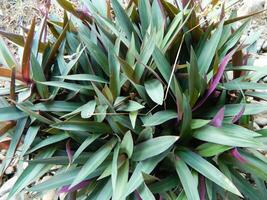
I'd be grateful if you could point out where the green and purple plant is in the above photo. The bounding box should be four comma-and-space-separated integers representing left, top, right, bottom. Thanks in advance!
0, 0, 267, 199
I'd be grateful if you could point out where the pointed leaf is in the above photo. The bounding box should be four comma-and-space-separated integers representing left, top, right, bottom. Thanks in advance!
142, 110, 177, 126
176, 149, 242, 197
132, 136, 179, 161
22, 18, 35, 82
145, 79, 164, 105
70, 138, 117, 188
81, 100, 96, 119
175, 157, 200, 200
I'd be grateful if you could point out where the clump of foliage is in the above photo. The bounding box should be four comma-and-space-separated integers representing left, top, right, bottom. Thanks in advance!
1, 0, 267, 199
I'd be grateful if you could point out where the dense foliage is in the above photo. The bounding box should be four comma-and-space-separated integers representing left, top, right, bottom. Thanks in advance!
1, 0, 267, 199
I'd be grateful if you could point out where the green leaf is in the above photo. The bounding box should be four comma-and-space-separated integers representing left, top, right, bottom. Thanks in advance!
29, 164, 106, 192
56, 74, 108, 83
180, 95, 192, 140
175, 157, 200, 200
194, 124, 262, 148
219, 21, 249, 57
120, 131, 134, 158
39, 81, 93, 93
20, 126, 40, 157
204, 103, 267, 117
51, 121, 112, 134
191, 119, 210, 129
28, 133, 69, 154
81, 100, 96, 119
112, 144, 120, 193
196, 143, 232, 157
117, 100, 144, 112
0, 30, 46, 52
1, 118, 27, 173
109, 45, 121, 99
43, 22, 69, 70
153, 47, 183, 112
220, 81, 267, 91
15, 103, 53, 124
118, 57, 138, 84
151, 0, 166, 31
132, 136, 179, 161
22, 17, 35, 82
198, 21, 223, 75
145, 79, 164, 105
111, 0, 137, 40
70, 138, 117, 188
31, 55, 49, 98
81, 36, 109, 75
72, 134, 101, 161
138, 0, 152, 36
0, 106, 28, 122
142, 110, 177, 126
125, 151, 168, 196
129, 111, 138, 129
138, 183, 156, 200
31, 101, 82, 112
8, 148, 56, 199
112, 159, 129, 200
176, 149, 242, 197
0, 37, 17, 68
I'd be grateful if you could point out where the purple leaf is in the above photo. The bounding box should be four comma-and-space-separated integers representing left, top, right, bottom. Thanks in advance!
182, 0, 190, 7
134, 191, 142, 200
76, 4, 92, 19
210, 107, 225, 127
232, 106, 245, 123
199, 175, 206, 200
230, 148, 246, 163
59, 180, 91, 193
193, 49, 236, 110
66, 140, 73, 164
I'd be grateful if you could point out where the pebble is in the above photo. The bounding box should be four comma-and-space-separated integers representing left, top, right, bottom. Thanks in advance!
0, 154, 5, 161
42, 190, 57, 200
40, 176, 57, 200
5, 166, 14, 175
1, 149, 7, 154
254, 115, 267, 126
253, 122, 261, 130
0, 176, 17, 197
262, 41, 267, 52
237, 0, 266, 16
256, 38, 265, 52
254, 55, 267, 67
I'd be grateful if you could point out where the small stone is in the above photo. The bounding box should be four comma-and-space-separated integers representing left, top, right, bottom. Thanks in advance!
257, 39, 265, 52
254, 116, 267, 126
238, 0, 266, 17
262, 41, 267, 52
254, 55, 267, 67
5, 166, 14, 175
0, 154, 5, 161
1, 149, 7, 154
42, 190, 57, 200
253, 122, 260, 130
0, 176, 17, 197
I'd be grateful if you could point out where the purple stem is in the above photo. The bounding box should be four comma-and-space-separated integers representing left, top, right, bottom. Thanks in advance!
66, 140, 73, 164
231, 148, 246, 163
134, 191, 142, 200
193, 49, 236, 111
59, 180, 91, 193
199, 175, 206, 200
210, 107, 225, 127
232, 106, 245, 123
